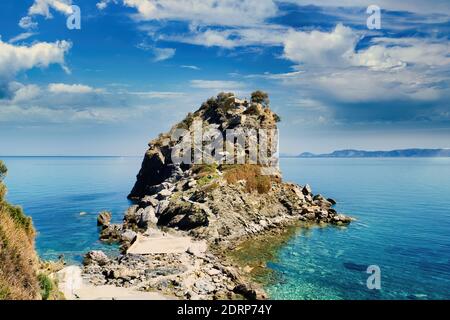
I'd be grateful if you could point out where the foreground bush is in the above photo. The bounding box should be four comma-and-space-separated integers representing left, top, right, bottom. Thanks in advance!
0, 160, 40, 300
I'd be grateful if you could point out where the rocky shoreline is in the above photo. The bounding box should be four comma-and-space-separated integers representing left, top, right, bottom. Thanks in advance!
73, 92, 354, 300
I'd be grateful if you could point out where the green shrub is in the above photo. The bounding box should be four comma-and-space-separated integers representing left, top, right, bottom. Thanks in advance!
251, 91, 270, 107
38, 274, 53, 300
5, 204, 34, 236
0, 161, 7, 182
273, 113, 281, 122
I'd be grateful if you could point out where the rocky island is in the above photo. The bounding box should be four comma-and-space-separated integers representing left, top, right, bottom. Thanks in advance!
72, 92, 353, 300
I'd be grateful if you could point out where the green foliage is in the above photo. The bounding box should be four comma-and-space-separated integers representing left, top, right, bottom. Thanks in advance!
38, 274, 53, 300
0, 161, 7, 182
0, 184, 6, 201
251, 91, 270, 107
273, 113, 281, 123
0, 286, 10, 300
216, 92, 235, 113
5, 203, 33, 235
192, 163, 218, 176
193, 164, 219, 187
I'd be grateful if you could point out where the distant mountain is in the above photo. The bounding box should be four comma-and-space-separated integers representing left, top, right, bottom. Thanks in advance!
296, 149, 450, 158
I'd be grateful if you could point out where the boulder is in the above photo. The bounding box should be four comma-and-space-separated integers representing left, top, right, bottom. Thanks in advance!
316, 199, 333, 209
332, 214, 352, 224
100, 224, 122, 243
327, 198, 337, 205
83, 250, 109, 266
124, 205, 140, 226
156, 188, 173, 200
186, 240, 208, 256
97, 211, 112, 226
156, 200, 170, 216
313, 194, 324, 201
139, 196, 159, 208
302, 184, 312, 195
121, 230, 137, 244
138, 206, 158, 228
316, 209, 329, 220
158, 201, 209, 230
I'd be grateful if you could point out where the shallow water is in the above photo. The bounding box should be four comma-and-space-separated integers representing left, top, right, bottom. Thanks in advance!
1, 157, 450, 299
266, 158, 450, 300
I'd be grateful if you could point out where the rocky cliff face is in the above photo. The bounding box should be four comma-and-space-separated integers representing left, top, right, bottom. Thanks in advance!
127, 92, 351, 236
128, 92, 279, 200
84, 92, 352, 300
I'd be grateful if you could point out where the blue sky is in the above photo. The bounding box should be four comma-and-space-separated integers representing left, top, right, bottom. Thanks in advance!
0, 0, 449, 155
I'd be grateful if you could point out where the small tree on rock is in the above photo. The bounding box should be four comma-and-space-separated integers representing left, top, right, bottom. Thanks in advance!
251, 91, 270, 107
0, 160, 7, 182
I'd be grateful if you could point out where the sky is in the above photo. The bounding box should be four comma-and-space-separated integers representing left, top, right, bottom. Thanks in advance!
0, 0, 449, 155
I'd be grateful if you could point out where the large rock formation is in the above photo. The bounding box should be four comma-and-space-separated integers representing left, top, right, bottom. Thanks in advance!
127, 92, 352, 236
128, 92, 279, 200
84, 92, 353, 300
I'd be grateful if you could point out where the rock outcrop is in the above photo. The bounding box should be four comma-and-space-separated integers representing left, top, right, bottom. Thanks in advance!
84, 92, 353, 300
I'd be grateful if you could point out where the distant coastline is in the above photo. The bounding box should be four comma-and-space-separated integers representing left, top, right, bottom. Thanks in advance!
2, 148, 450, 159
282, 148, 450, 158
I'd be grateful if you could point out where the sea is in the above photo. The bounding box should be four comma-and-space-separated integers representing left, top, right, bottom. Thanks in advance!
1, 156, 449, 300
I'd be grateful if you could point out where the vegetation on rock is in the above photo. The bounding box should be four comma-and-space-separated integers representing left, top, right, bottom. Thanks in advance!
0, 160, 40, 300
250, 90, 270, 107
0, 161, 62, 300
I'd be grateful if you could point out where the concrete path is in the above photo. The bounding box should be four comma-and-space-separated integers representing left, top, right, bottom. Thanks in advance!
127, 233, 194, 254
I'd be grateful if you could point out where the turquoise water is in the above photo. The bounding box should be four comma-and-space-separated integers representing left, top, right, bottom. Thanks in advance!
267, 158, 450, 300
1, 157, 450, 299
1, 157, 142, 264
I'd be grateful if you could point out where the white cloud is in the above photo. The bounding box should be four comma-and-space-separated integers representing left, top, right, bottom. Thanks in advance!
283, 24, 358, 67
181, 65, 201, 70
152, 47, 176, 61
351, 38, 450, 71
122, 91, 184, 98
48, 83, 103, 94
136, 42, 176, 61
122, 0, 278, 26
19, 16, 38, 30
177, 29, 238, 48
237, 24, 450, 107
8, 32, 38, 44
0, 104, 136, 124
285, 0, 450, 15
28, 0, 74, 18
0, 39, 71, 81
164, 25, 287, 49
190, 80, 245, 90
97, 0, 120, 10
310, 68, 444, 103
9, 83, 42, 103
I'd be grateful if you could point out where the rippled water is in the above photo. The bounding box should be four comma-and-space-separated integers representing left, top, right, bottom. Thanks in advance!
266, 158, 450, 300
1, 157, 450, 299
1, 157, 141, 264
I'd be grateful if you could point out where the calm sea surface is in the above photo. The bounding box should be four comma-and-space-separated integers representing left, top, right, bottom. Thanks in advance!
2, 157, 450, 299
